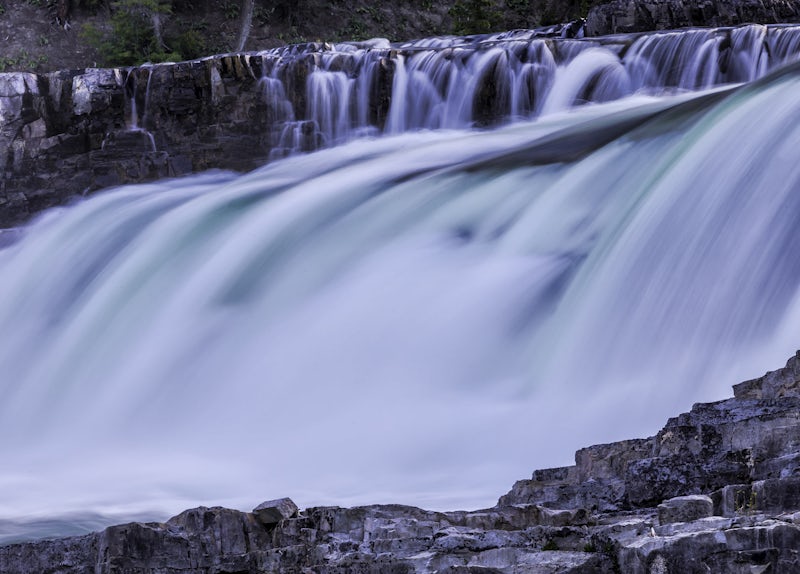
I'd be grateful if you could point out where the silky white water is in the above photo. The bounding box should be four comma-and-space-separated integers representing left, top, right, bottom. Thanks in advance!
250, 23, 800, 154
4, 31, 800, 545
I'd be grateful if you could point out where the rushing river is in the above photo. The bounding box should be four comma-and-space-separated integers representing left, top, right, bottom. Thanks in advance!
3, 24, 800, 544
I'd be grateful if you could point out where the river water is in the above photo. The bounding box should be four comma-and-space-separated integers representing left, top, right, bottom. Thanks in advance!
2, 24, 800, 544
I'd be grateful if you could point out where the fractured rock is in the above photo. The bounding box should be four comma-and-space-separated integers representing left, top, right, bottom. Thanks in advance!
657, 495, 713, 525
252, 497, 299, 525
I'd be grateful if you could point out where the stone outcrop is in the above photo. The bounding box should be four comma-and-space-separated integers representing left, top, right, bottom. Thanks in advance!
4, 353, 800, 572
586, 0, 800, 35
500, 352, 800, 513
0, 54, 285, 227
253, 497, 299, 525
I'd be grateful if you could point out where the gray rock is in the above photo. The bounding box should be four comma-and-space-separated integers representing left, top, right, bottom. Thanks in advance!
654, 515, 733, 537
752, 478, 800, 514
733, 350, 800, 400
657, 495, 713, 524
252, 497, 299, 525
618, 519, 800, 574
501, 351, 800, 514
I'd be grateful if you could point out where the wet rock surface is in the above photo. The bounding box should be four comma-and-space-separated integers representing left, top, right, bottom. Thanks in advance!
3, 353, 800, 572
0, 55, 275, 227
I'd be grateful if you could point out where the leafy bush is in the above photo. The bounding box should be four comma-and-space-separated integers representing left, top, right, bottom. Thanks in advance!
83, 0, 181, 65
449, 0, 503, 35
0, 50, 48, 72
542, 539, 559, 551
173, 28, 207, 60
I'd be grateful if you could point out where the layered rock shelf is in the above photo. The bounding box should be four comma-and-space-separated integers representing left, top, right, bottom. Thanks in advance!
0, 55, 279, 227
4, 353, 800, 573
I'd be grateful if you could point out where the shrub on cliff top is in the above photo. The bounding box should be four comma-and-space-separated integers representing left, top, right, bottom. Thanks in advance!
83, 0, 180, 65
449, 0, 504, 35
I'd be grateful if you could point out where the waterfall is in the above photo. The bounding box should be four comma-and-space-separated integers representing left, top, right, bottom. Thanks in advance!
123, 66, 158, 153
4, 25, 800, 545
249, 23, 800, 154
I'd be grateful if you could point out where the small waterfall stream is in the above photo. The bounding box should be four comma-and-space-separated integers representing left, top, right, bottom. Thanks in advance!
121, 66, 158, 152
4, 24, 800, 544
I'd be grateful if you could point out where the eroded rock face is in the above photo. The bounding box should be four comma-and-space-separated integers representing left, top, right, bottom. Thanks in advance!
0, 503, 613, 574
500, 352, 800, 513
0, 55, 283, 228
586, 0, 800, 35
657, 495, 713, 524
3, 354, 800, 573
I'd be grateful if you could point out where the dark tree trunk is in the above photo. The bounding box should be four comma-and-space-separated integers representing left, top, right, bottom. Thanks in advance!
56, 0, 70, 28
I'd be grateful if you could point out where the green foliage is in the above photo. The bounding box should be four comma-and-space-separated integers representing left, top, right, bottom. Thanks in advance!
276, 25, 306, 44
83, 0, 181, 65
735, 489, 758, 515
217, 0, 238, 19
449, 0, 503, 35
542, 539, 559, 551
343, 20, 365, 39
0, 49, 48, 72
504, 0, 532, 26
254, 4, 274, 26
173, 27, 207, 59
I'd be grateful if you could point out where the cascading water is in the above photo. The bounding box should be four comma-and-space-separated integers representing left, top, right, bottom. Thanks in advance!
123, 66, 158, 152
4, 25, 800, 545
249, 23, 800, 154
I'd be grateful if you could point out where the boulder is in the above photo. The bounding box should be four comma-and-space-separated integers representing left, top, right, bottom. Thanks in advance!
252, 497, 299, 525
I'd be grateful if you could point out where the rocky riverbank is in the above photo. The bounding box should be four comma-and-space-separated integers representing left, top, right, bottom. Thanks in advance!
3, 353, 800, 573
